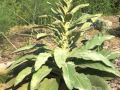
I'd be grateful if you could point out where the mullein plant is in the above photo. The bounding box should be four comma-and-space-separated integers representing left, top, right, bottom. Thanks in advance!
6, 0, 120, 90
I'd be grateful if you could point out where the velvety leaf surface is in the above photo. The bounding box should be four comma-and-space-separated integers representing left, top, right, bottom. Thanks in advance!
77, 62, 120, 76
6, 78, 15, 89
70, 49, 114, 67
14, 45, 35, 53
83, 34, 114, 50
37, 33, 48, 39
35, 53, 51, 71
87, 75, 112, 90
15, 67, 32, 85
100, 49, 120, 60
80, 22, 92, 31
31, 66, 52, 90
54, 48, 68, 68
8, 54, 36, 71
70, 4, 89, 14
0, 75, 8, 84
62, 62, 92, 90
38, 78, 59, 90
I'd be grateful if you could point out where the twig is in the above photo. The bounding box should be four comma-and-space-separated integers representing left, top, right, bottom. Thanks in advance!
14, 13, 30, 25
0, 32, 17, 50
15, 33, 35, 37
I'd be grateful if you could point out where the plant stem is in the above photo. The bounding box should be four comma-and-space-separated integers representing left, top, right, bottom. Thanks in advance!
0, 32, 17, 50
14, 13, 30, 25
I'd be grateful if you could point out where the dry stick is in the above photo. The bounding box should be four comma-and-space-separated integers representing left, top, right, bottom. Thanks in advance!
15, 13, 35, 45
15, 33, 35, 37
14, 13, 30, 25
0, 32, 17, 50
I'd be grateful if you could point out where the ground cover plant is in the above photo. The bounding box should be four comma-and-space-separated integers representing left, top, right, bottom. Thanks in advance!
6, 0, 120, 90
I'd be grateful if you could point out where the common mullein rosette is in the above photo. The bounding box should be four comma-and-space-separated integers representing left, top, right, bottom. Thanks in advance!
6, 0, 120, 90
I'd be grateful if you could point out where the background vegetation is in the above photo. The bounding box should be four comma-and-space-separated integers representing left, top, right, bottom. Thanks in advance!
0, 0, 119, 32
80, 0, 120, 14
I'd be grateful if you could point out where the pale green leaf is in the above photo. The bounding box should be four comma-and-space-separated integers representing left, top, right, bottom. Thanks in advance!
87, 75, 112, 90
31, 66, 52, 90
37, 33, 48, 39
54, 47, 68, 68
6, 78, 15, 89
51, 8, 58, 14
18, 83, 29, 90
14, 45, 35, 53
0, 75, 8, 84
100, 49, 120, 60
73, 73, 92, 90
99, 49, 112, 57
62, 63, 73, 89
38, 78, 59, 90
60, 0, 67, 7
73, 14, 101, 29
107, 51, 120, 60
70, 4, 89, 14
70, 49, 114, 68
77, 62, 120, 76
58, 4, 66, 15
35, 53, 51, 71
39, 15, 48, 18
83, 34, 114, 49
62, 62, 92, 90
15, 67, 32, 85
80, 22, 92, 31
91, 14, 102, 22
76, 14, 94, 24
8, 54, 36, 71
77, 14, 92, 22
53, 13, 64, 22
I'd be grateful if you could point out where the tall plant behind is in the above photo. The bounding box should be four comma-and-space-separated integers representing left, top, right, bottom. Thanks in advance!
0, 0, 16, 32
6, 0, 120, 90
11, 0, 57, 25
0, 0, 57, 32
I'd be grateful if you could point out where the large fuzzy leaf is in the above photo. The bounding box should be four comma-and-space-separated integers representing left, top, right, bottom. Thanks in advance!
87, 75, 112, 90
0, 75, 8, 84
100, 49, 120, 60
106, 51, 120, 60
70, 4, 89, 14
51, 8, 58, 15
35, 53, 51, 71
77, 62, 120, 76
80, 22, 92, 31
75, 14, 101, 25
30, 66, 52, 90
38, 78, 59, 90
8, 54, 36, 71
37, 33, 48, 39
60, 0, 68, 7
62, 62, 92, 90
14, 45, 35, 53
6, 78, 15, 89
70, 49, 114, 68
54, 48, 68, 68
14, 44, 46, 53
15, 67, 32, 85
18, 83, 28, 90
77, 14, 92, 23
91, 14, 102, 22
83, 34, 114, 50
